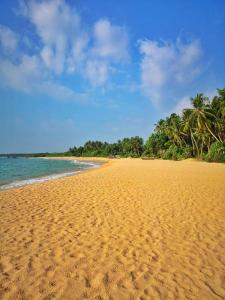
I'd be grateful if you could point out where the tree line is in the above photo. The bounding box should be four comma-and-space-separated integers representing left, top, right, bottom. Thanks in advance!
68, 136, 144, 158
64, 88, 225, 162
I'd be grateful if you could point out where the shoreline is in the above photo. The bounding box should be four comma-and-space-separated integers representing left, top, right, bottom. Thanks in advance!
0, 157, 108, 191
1, 156, 223, 191
0, 159, 225, 299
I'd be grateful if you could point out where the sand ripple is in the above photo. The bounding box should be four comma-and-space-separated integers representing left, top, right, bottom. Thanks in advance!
0, 159, 225, 299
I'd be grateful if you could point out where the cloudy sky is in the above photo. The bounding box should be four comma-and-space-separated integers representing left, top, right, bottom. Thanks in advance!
0, 0, 225, 153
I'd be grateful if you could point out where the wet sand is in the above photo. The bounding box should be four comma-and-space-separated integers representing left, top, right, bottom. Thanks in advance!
0, 158, 225, 299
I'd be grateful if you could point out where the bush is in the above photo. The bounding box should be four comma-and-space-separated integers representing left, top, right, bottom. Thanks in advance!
144, 132, 169, 157
162, 145, 192, 161
204, 142, 225, 162
180, 146, 192, 159
162, 145, 179, 160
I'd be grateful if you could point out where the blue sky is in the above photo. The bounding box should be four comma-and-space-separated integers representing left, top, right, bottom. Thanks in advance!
0, 0, 224, 153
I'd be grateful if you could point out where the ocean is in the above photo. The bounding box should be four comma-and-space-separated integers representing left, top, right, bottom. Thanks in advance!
0, 157, 96, 189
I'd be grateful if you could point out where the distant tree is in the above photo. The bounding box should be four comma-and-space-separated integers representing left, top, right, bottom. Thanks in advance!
130, 136, 144, 157
66, 87, 225, 162
144, 132, 169, 157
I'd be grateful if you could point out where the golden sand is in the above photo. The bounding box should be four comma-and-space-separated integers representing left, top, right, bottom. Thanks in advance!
0, 159, 225, 300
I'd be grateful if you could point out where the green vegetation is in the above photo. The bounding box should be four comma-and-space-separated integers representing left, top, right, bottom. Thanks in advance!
68, 136, 144, 158
204, 142, 225, 162
3, 88, 223, 163
67, 88, 225, 162
144, 88, 225, 162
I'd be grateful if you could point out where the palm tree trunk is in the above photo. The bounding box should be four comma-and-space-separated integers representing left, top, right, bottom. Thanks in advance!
205, 123, 220, 142
200, 138, 204, 157
218, 132, 223, 142
207, 137, 211, 152
190, 132, 195, 155
191, 131, 199, 158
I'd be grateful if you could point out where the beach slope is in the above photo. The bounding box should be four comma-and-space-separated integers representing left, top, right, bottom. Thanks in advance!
0, 159, 225, 299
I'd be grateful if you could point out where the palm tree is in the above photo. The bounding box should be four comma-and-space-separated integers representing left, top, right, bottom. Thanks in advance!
183, 93, 221, 157
164, 113, 185, 147
154, 119, 166, 134
182, 108, 200, 157
211, 88, 225, 142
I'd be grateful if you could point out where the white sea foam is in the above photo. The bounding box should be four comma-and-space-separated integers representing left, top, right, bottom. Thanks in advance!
41, 157, 98, 168
72, 160, 98, 167
0, 160, 99, 190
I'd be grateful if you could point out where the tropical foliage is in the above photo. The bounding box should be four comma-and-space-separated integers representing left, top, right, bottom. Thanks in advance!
68, 136, 144, 158
144, 88, 225, 162
65, 88, 225, 162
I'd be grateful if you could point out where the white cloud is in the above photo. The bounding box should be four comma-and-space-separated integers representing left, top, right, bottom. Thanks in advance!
173, 96, 192, 115
85, 60, 109, 86
171, 88, 217, 116
21, 0, 87, 74
67, 34, 88, 73
139, 38, 202, 108
92, 19, 128, 62
1, 1, 129, 97
12, 0, 129, 89
0, 55, 86, 102
0, 1, 130, 99
0, 55, 43, 92
84, 19, 129, 86
82, 19, 129, 86
0, 25, 18, 53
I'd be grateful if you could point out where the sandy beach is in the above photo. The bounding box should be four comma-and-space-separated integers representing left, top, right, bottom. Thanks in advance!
0, 158, 225, 300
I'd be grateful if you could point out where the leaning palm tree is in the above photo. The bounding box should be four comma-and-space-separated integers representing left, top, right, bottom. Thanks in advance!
211, 88, 225, 142
182, 108, 200, 157
217, 88, 225, 118
164, 113, 185, 147
183, 94, 221, 157
154, 119, 166, 134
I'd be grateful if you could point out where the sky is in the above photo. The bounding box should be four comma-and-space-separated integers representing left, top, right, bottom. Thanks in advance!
0, 0, 225, 153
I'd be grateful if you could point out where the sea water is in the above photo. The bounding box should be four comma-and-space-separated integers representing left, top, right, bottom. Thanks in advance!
0, 157, 96, 189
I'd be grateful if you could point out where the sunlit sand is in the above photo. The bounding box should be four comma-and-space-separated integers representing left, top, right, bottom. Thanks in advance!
0, 158, 225, 299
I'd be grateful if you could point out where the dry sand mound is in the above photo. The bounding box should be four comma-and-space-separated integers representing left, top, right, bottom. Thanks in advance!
0, 159, 225, 299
